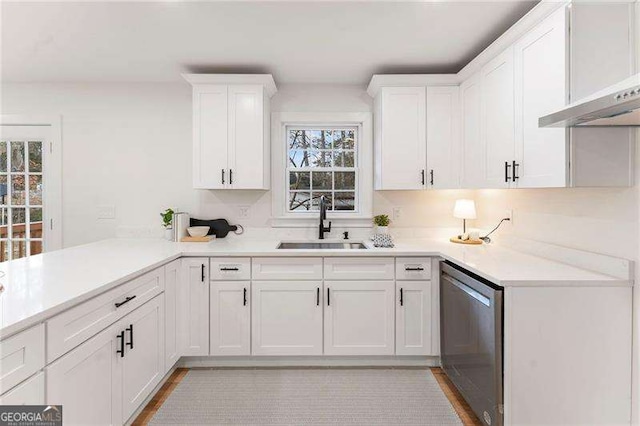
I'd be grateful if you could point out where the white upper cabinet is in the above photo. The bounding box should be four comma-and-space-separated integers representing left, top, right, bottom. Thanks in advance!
185, 74, 276, 190
460, 73, 483, 189
480, 47, 515, 189
514, 7, 568, 188
374, 87, 426, 190
426, 86, 461, 189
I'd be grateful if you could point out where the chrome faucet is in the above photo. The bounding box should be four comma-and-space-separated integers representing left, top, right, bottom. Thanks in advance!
318, 195, 332, 239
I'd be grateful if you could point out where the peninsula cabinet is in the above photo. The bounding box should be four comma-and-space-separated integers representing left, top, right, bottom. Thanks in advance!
182, 258, 210, 356
47, 295, 165, 425
461, 4, 635, 189
184, 74, 277, 190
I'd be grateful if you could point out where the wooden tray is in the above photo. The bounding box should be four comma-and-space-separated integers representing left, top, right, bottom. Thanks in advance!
181, 236, 214, 243
449, 237, 482, 245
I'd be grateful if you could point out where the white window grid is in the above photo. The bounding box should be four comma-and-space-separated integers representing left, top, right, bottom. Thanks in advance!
0, 139, 44, 260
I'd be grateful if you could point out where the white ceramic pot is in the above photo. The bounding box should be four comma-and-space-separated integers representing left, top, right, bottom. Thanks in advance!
376, 225, 389, 235
164, 228, 174, 241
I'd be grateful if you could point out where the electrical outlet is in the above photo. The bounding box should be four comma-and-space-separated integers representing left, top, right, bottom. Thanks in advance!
392, 208, 402, 220
97, 205, 115, 220
238, 205, 250, 218
504, 209, 513, 225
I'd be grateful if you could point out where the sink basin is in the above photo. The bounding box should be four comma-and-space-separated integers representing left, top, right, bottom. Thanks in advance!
277, 242, 368, 250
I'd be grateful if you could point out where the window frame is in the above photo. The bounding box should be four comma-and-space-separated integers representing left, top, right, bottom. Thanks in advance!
271, 112, 373, 228
0, 115, 63, 258
285, 125, 359, 214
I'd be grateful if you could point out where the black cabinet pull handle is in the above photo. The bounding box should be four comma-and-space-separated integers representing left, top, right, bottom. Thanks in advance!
114, 295, 136, 308
405, 267, 424, 271
220, 267, 239, 271
421, 169, 425, 185
243, 288, 247, 306
126, 324, 134, 349
327, 288, 330, 306
116, 331, 125, 357
400, 288, 404, 306
230, 169, 233, 184
429, 169, 434, 185
221, 169, 225, 184
316, 287, 320, 306
201, 264, 205, 282
512, 160, 519, 181
504, 162, 512, 183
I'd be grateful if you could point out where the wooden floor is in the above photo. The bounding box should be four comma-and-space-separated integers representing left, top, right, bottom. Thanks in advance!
132, 367, 481, 425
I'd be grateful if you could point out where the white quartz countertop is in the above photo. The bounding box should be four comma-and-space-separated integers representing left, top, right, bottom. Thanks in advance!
0, 237, 630, 338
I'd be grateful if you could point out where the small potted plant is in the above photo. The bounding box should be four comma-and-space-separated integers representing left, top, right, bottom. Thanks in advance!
373, 214, 390, 235
160, 208, 174, 240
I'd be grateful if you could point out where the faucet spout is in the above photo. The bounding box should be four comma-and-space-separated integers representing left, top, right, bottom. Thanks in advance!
318, 195, 331, 239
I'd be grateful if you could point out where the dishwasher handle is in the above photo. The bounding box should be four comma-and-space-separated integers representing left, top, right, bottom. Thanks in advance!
442, 272, 491, 307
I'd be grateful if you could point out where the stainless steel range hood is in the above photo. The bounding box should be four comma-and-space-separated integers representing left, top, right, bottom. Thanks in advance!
539, 74, 640, 127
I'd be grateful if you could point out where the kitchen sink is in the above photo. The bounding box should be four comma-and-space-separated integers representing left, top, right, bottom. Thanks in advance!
277, 242, 368, 250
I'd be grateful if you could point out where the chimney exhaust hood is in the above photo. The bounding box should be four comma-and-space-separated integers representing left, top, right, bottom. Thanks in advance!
539, 74, 640, 127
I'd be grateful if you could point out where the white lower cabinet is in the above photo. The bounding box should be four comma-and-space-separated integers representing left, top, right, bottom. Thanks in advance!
47, 296, 164, 425
210, 281, 251, 355
182, 258, 210, 356
0, 372, 44, 405
164, 259, 180, 372
324, 281, 395, 356
120, 295, 165, 422
251, 281, 323, 355
396, 281, 432, 355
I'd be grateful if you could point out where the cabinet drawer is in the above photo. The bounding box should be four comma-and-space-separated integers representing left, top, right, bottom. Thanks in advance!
47, 267, 164, 363
396, 258, 432, 280
0, 324, 45, 395
252, 258, 323, 280
324, 258, 394, 280
210, 258, 251, 280
0, 372, 44, 405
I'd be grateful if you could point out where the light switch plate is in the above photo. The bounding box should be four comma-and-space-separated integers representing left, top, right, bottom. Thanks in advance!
97, 205, 116, 219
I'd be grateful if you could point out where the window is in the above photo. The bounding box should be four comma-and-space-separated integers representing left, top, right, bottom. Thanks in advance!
0, 118, 62, 261
287, 127, 357, 213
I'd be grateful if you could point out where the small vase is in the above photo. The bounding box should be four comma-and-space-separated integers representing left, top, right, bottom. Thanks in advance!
164, 228, 174, 241
376, 225, 389, 235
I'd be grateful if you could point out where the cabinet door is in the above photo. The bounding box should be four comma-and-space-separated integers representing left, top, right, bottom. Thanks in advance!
252, 281, 323, 355
396, 281, 432, 355
210, 281, 250, 356
228, 85, 266, 189
164, 260, 180, 371
182, 258, 210, 356
514, 8, 568, 188
426, 86, 461, 189
193, 84, 228, 189
481, 48, 515, 188
324, 281, 395, 356
460, 73, 483, 188
120, 295, 164, 423
375, 87, 426, 190
47, 324, 122, 426
0, 372, 44, 405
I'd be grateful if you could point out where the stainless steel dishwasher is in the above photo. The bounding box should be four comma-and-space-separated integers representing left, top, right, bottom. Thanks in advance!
440, 261, 503, 426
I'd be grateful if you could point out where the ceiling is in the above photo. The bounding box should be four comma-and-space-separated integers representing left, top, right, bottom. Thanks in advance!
1, 1, 538, 84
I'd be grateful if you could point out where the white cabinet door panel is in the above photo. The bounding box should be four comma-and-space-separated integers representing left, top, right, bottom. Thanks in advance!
0, 324, 44, 394
324, 257, 394, 280
481, 48, 515, 188
514, 7, 568, 188
396, 281, 432, 355
228, 85, 265, 189
376, 87, 426, 190
120, 295, 164, 423
182, 258, 209, 356
210, 281, 250, 356
252, 257, 323, 281
324, 281, 395, 355
47, 325, 121, 426
426, 86, 460, 189
461, 73, 483, 188
252, 281, 323, 355
193, 85, 228, 189
164, 259, 180, 371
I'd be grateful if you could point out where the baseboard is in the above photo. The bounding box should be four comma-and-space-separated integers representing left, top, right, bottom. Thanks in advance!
178, 355, 439, 368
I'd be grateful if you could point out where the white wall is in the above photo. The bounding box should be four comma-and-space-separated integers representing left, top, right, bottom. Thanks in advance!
1, 82, 470, 247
